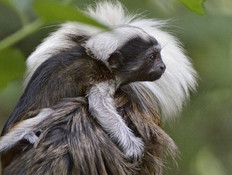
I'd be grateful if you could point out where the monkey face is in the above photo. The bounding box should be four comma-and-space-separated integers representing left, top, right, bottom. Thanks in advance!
143, 49, 166, 81
108, 36, 166, 85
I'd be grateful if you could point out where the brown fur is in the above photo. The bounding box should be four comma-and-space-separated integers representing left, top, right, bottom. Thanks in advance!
1, 87, 177, 175
1, 35, 177, 175
1, 46, 114, 134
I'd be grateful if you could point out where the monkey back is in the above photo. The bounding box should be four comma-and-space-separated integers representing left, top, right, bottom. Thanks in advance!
2, 89, 177, 175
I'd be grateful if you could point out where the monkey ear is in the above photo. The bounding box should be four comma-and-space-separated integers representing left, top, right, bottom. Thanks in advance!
108, 51, 123, 69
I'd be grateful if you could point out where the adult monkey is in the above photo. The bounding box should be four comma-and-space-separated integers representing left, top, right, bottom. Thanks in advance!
0, 1, 197, 175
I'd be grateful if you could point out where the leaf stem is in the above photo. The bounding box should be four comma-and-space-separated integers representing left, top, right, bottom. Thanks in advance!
0, 19, 44, 51
17, 10, 29, 26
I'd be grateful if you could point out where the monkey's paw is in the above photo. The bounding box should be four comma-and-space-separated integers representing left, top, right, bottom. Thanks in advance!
123, 136, 144, 161
24, 132, 39, 144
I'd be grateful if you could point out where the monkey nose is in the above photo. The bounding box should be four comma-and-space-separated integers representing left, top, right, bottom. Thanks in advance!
158, 63, 166, 73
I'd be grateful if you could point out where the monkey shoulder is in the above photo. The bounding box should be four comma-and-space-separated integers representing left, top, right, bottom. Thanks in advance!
27, 46, 113, 94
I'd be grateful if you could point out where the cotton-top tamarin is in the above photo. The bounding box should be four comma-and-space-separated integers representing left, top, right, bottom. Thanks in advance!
0, 1, 197, 175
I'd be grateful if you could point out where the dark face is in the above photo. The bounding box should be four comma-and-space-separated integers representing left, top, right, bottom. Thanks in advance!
108, 36, 166, 85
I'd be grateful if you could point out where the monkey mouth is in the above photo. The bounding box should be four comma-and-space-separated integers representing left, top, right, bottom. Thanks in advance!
148, 72, 163, 81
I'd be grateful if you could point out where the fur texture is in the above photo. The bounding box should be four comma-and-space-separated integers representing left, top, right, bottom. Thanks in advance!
24, 1, 197, 120
2, 93, 177, 175
0, 109, 53, 152
1, 1, 197, 174
88, 80, 144, 159
1, 31, 164, 160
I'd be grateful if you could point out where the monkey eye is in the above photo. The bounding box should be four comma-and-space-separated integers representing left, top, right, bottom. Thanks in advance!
149, 54, 156, 61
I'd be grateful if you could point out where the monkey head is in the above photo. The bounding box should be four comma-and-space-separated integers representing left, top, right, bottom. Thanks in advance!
108, 36, 165, 85
85, 26, 166, 86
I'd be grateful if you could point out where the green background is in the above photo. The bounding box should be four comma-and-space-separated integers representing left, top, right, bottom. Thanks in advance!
0, 0, 231, 174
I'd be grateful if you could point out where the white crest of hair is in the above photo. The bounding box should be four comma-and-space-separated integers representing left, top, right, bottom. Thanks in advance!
0, 108, 53, 152
128, 20, 198, 119
86, 1, 198, 120
24, 1, 197, 120
85, 26, 150, 63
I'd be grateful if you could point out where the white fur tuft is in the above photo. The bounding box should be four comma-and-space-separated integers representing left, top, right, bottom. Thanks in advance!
86, 1, 135, 26
85, 26, 151, 63
0, 108, 53, 152
24, 1, 198, 120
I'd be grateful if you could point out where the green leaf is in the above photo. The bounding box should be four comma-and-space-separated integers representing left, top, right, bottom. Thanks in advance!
177, 0, 205, 15
0, 48, 26, 91
34, 0, 108, 30
2, 0, 34, 13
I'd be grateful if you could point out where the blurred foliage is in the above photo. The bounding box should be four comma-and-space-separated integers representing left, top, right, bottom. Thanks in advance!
0, 48, 25, 91
34, 0, 108, 28
0, 0, 232, 174
177, 0, 205, 15
193, 147, 226, 175
0, 0, 204, 86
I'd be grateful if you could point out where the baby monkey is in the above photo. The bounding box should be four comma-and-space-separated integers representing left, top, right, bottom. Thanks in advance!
0, 26, 165, 160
